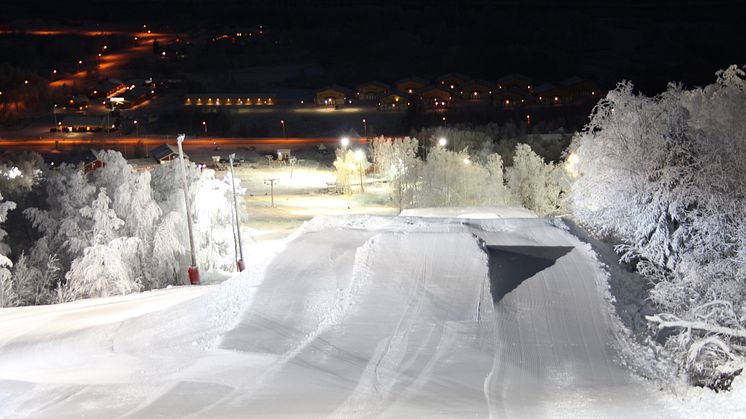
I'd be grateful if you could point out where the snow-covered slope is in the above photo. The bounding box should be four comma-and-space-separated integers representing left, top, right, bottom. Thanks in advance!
0, 215, 743, 418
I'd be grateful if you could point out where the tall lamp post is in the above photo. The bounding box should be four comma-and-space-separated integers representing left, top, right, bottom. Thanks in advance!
362, 119, 367, 137
280, 119, 286, 137
202, 120, 208, 135
176, 134, 200, 285
228, 153, 245, 272
134, 119, 139, 136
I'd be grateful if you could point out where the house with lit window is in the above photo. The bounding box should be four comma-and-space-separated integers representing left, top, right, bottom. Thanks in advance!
496, 74, 534, 93
150, 143, 187, 164
459, 79, 493, 103
64, 149, 104, 173
183, 93, 277, 107
559, 77, 602, 104
493, 89, 530, 109
378, 91, 408, 111
356, 81, 390, 101
420, 86, 452, 109
533, 83, 567, 106
314, 85, 351, 106
394, 77, 429, 95
58, 115, 119, 132
87, 78, 126, 100
435, 73, 469, 91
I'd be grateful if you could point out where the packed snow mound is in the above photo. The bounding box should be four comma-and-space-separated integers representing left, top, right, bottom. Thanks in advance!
1, 215, 744, 418
400, 206, 537, 219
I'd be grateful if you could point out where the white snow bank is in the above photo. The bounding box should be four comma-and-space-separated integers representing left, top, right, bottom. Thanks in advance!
400, 206, 537, 219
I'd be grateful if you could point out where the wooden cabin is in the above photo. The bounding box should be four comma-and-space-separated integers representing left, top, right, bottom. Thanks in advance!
560, 77, 602, 104
378, 92, 408, 112
314, 85, 352, 107
394, 77, 429, 95
533, 83, 568, 106
420, 86, 452, 109
356, 81, 390, 101
459, 79, 493, 102
496, 74, 534, 93
435, 73, 470, 91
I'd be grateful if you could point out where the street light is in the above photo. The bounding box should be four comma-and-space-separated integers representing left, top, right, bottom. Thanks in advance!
340, 136, 350, 148
202, 120, 207, 135
362, 119, 367, 137
280, 119, 285, 137
354, 149, 365, 193
228, 153, 245, 272
442, 116, 447, 127
133, 119, 139, 136
176, 134, 200, 285
438, 137, 447, 147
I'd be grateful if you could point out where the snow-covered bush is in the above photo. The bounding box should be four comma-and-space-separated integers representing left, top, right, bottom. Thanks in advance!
507, 144, 565, 215
570, 66, 746, 389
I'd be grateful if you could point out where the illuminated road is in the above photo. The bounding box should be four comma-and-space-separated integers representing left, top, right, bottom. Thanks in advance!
0, 135, 368, 154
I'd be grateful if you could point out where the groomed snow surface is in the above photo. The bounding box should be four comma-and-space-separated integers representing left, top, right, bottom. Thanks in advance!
1, 209, 744, 418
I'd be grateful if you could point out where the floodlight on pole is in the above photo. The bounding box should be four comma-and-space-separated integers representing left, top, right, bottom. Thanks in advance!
354, 149, 365, 193
340, 137, 350, 148
438, 137, 447, 147
202, 121, 208, 135
228, 153, 245, 271
177, 134, 200, 285
280, 120, 286, 137
362, 119, 367, 137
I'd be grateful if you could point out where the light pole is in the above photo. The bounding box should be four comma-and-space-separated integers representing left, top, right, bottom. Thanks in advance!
362, 119, 367, 137
176, 134, 200, 285
442, 116, 447, 127
264, 178, 279, 207
354, 149, 365, 193
280, 119, 286, 137
134, 119, 139, 136
228, 153, 245, 272
202, 121, 208, 135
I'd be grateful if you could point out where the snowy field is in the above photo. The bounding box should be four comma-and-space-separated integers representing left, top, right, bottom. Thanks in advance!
1, 212, 745, 418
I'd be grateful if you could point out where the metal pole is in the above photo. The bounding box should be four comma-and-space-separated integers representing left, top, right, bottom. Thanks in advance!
229, 153, 245, 271
359, 160, 365, 193
177, 134, 200, 285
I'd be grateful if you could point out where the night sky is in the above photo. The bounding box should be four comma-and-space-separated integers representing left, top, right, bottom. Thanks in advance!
3, 0, 745, 93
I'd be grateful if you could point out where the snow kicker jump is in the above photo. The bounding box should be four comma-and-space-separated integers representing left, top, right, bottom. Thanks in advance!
0, 215, 674, 418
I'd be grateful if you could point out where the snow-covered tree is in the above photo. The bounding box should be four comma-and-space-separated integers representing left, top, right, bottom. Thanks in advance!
0, 192, 17, 307
370, 136, 420, 212
570, 66, 746, 389
507, 143, 564, 215
333, 148, 370, 194
65, 237, 142, 299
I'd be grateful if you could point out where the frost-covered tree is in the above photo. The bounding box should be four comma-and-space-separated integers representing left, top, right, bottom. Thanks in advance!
65, 237, 143, 299
370, 136, 420, 212
333, 148, 370, 194
570, 66, 746, 389
0, 192, 17, 307
506, 144, 564, 215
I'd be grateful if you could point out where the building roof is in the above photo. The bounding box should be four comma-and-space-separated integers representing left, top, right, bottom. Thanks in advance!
436, 72, 470, 83
318, 84, 351, 92
533, 83, 560, 93
461, 79, 494, 89
357, 81, 389, 90
64, 149, 101, 166
150, 143, 187, 161
395, 76, 429, 86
